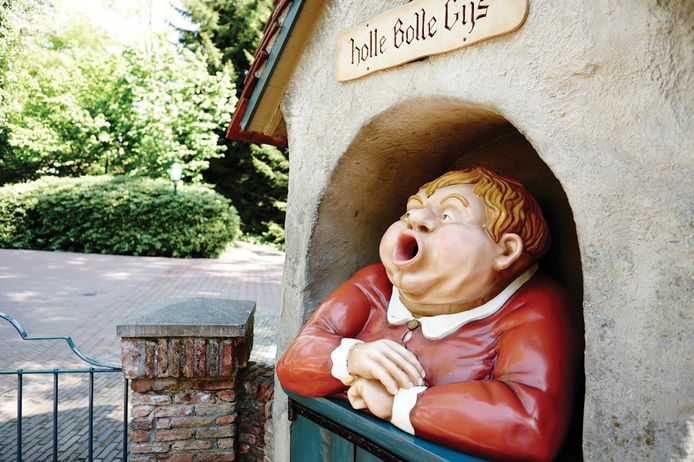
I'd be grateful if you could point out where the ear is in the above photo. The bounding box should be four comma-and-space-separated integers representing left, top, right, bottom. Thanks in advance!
493, 233, 524, 271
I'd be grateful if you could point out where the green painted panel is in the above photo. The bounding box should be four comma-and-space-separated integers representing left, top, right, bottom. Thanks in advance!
356, 446, 384, 462
287, 391, 486, 462
292, 414, 359, 462
332, 433, 355, 462
291, 415, 329, 462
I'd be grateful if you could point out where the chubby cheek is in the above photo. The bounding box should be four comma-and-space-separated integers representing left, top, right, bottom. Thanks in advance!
430, 227, 496, 265
379, 222, 405, 266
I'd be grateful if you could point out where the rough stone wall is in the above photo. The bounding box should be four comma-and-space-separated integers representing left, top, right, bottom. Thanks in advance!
273, 1, 694, 461
238, 363, 275, 462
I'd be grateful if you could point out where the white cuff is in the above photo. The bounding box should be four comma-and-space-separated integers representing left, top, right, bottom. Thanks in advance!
390, 386, 427, 435
330, 338, 363, 386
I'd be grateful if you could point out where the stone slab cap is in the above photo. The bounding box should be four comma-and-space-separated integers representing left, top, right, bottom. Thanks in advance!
117, 297, 255, 338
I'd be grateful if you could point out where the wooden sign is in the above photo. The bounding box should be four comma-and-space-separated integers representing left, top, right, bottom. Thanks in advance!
335, 0, 528, 81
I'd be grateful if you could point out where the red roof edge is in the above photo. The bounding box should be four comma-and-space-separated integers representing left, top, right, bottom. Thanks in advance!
225, 0, 292, 148
226, 98, 288, 148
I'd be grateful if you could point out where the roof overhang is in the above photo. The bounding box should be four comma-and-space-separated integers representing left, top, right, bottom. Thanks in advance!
226, 0, 325, 147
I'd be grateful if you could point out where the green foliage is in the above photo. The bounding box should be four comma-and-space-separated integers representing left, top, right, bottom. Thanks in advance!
0, 15, 236, 185
260, 222, 285, 248
0, 1, 23, 73
0, 2, 14, 84
204, 142, 287, 242
0, 176, 240, 257
0, 0, 25, 152
177, 0, 272, 90
176, 0, 288, 244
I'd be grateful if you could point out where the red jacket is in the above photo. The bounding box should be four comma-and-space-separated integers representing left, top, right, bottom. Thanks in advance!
277, 263, 579, 461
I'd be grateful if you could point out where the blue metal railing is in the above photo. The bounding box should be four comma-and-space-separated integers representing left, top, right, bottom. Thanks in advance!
0, 312, 128, 462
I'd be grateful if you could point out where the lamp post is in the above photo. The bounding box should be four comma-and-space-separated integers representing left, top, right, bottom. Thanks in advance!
169, 162, 182, 196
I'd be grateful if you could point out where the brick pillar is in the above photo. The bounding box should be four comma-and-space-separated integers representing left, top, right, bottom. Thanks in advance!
117, 298, 255, 462
238, 364, 275, 461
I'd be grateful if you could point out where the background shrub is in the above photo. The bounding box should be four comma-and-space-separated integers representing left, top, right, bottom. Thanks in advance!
0, 176, 240, 258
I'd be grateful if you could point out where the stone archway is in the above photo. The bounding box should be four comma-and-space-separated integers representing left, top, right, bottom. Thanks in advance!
305, 96, 582, 309
302, 96, 585, 458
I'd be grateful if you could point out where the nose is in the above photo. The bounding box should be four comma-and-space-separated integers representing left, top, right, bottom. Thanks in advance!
407, 208, 436, 233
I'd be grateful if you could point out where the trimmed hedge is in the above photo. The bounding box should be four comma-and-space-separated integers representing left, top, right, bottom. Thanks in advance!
0, 176, 240, 258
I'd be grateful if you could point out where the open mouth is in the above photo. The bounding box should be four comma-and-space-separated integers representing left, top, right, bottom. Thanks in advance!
392, 231, 421, 266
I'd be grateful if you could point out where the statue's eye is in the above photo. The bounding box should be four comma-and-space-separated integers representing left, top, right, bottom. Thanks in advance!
441, 213, 453, 222
401, 212, 411, 220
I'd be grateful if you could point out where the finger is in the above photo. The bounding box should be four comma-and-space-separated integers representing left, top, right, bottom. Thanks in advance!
369, 362, 399, 395
382, 340, 426, 377
380, 347, 424, 386
382, 339, 425, 372
374, 353, 415, 389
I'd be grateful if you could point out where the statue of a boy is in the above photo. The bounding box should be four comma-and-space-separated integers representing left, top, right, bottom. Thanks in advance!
277, 167, 578, 461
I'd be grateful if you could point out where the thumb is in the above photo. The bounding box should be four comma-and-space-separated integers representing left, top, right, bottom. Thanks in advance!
347, 386, 367, 409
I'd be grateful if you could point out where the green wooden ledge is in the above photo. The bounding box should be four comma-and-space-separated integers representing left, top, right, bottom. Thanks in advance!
286, 390, 486, 462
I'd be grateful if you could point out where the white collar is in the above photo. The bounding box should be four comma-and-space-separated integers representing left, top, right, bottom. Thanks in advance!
387, 265, 538, 340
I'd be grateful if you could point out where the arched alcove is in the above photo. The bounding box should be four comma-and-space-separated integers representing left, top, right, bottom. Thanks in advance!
305, 96, 582, 309
303, 96, 584, 458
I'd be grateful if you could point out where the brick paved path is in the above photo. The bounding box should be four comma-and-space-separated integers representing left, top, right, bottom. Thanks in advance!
0, 244, 284, 461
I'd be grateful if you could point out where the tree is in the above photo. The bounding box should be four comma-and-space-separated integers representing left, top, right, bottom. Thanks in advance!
0, 0, 26, 163
204, 142, 288, 242
176, 0, 289, 245
100, 45, 236, 181
0, 1, 29, 86
0, 13, 236, 184
0, 2, 16, 84
175, 0, 271, 90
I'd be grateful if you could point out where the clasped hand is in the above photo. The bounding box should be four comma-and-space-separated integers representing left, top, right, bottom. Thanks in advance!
345, 339, 425, 419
